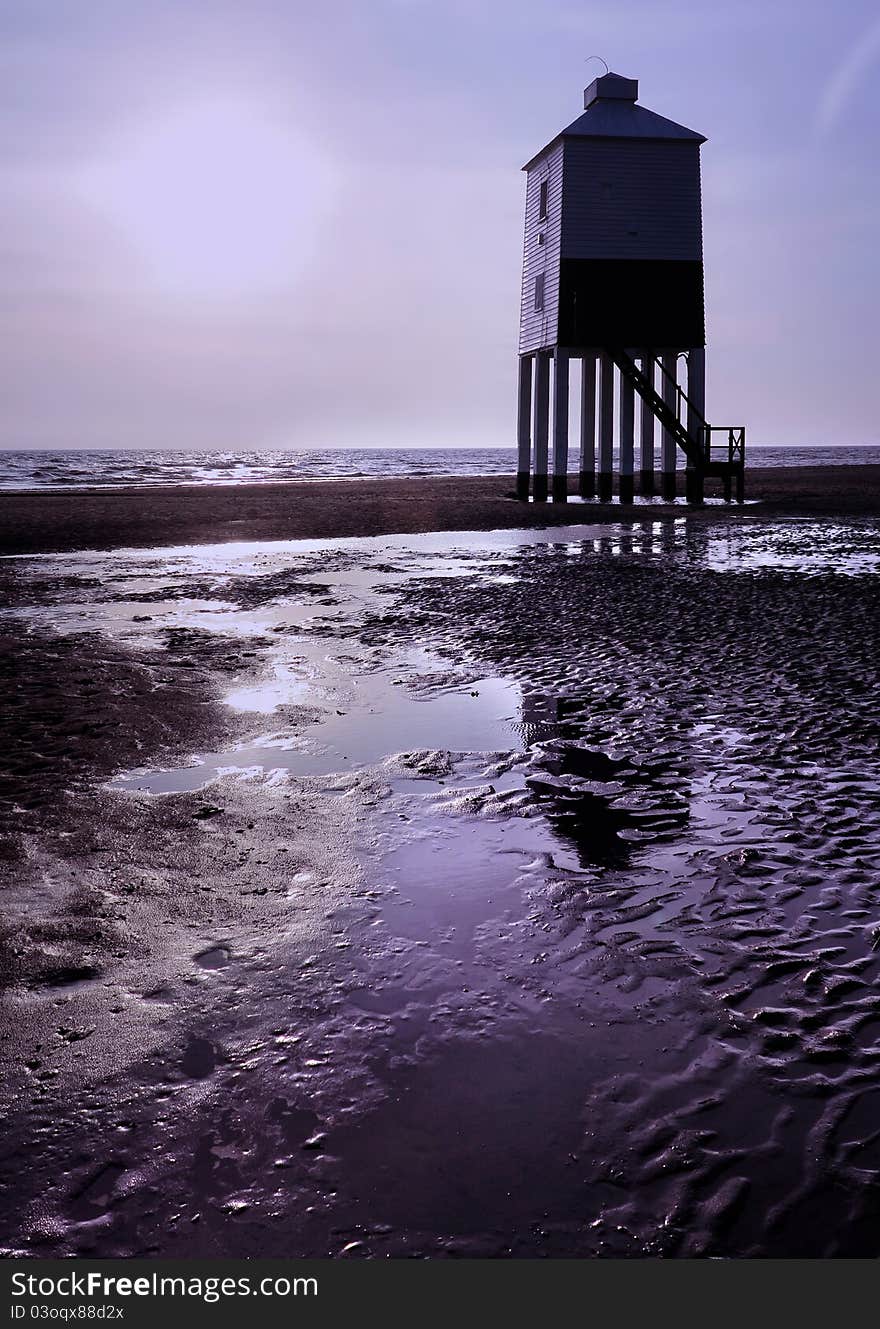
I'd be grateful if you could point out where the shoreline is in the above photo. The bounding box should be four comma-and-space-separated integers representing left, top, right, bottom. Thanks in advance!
2, 464, 879, 556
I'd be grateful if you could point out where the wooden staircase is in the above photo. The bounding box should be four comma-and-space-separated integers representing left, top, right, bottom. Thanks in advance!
606, 347, 746, 502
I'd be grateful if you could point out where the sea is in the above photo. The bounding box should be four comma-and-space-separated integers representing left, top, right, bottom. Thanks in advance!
1, 445, 879, 491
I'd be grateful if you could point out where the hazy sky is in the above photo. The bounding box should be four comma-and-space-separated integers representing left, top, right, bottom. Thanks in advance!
2, 0, 878, 450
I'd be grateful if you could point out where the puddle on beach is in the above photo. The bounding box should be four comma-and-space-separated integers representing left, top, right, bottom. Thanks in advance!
4, 512, 880, 1257
83, 516, 878, 797
110, 672, 522, 792
9, 514, 880, 597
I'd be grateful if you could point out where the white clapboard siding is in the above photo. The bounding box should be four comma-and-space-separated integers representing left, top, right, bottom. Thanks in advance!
519, 141, 564, 354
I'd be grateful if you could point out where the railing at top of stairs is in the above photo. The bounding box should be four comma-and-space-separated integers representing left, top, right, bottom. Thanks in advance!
608, 348, 746, 472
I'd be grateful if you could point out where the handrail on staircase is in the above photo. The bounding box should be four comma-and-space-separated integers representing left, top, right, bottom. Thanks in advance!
650, 353, 707, 433
608, 348, 746, 470
605, 347, 703, 468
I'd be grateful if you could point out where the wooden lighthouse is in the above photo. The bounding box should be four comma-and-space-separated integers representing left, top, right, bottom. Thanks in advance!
516, 72, 745, 504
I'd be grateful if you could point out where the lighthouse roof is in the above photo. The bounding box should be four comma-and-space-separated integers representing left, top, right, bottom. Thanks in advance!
522, 73, 706, 171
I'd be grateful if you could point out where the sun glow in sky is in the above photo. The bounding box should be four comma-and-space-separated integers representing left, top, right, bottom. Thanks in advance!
79, 101, 338, 299
2, 0, 879, 449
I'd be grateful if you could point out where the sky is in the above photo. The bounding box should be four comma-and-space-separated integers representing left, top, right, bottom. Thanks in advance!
1, 0, 879, 451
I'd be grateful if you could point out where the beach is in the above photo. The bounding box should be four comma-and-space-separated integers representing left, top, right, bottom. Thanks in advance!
3, 464, 880, 555
2, 467, 880, 1257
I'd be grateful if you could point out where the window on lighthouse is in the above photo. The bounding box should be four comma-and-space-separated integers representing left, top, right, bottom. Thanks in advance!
534, 274, 545, 311
539, 180, 548, 220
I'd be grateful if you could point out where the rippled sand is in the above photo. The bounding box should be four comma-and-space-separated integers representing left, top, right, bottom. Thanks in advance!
1, 516, 879, 1257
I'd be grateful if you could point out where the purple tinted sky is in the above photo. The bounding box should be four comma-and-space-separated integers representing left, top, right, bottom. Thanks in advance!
2, 0, 878, 449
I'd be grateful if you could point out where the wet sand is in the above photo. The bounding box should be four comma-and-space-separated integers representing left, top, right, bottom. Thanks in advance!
3, 464, 880, 555
1, 491, 880, 1258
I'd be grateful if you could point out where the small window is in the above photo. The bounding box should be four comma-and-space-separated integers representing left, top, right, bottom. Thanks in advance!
537, 232, 545, 246
534, 273, 545, 312
538, 180, 548, 220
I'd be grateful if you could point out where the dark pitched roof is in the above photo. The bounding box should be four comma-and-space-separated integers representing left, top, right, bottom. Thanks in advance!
522, 89, 705, 171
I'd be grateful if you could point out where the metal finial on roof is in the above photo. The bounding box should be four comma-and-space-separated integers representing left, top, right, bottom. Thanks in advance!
584, 55, 609, 76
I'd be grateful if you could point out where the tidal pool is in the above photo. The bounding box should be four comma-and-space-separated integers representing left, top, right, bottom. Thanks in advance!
3, 514, 880, 1257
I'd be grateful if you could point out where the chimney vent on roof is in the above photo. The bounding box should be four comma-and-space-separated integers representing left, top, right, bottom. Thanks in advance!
584, 72, 639, 109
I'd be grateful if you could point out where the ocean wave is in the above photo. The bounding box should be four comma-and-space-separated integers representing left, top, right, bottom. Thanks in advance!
1, 445, 878, 491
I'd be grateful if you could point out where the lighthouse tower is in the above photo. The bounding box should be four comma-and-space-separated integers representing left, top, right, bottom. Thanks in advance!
516, 72, 744, 504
